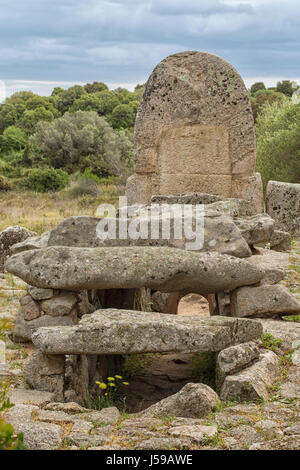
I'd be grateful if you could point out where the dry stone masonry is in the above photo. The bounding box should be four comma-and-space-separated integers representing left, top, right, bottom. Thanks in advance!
2, 51, 300, 427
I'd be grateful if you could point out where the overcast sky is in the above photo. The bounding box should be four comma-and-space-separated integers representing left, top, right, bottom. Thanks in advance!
0, 0, 300, 99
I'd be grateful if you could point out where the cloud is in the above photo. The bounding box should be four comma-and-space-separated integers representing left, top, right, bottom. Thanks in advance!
0, 0, 299, 92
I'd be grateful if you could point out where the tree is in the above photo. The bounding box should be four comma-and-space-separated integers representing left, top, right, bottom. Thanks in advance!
276, 80, 298, 97
109, 104, 136, 129
250, 82, 266, 95
84, 82, 108, 94
29, 111, 132, 177
19, 107, 55, 134
70, 91, 120, 116
250, 89, 286, 121
0, 126, 27, 153
54, 85, 86, 114
256, 100, 300, 188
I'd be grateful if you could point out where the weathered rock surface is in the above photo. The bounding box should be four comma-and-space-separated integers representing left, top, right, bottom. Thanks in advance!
220, 350, 280, 401
168, 424, 218, 443
230, 285, 300, 317
5, 246, 264, 292
0, 225, 36, 271
19, 294, 40, 321
41, 291, 77, 317
266, 180, 300, 235
47, 213, 252, 258
249, 435, 300, 450
126, 51, 261, 208
12, 307, 77, 342
234, 214, 275, 246
10, 231, 50, 254
246, 249, 289, 285
32, 309, 263, 355
216, 342, 260, 376
140, 383, 220, 418
270, 230, 292, 252
27, 286, 54, 301
8, 389, 56, 406
23, 350, 65, 400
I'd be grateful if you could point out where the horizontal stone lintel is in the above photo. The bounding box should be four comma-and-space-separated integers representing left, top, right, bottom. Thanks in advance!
32, 309, 263, 356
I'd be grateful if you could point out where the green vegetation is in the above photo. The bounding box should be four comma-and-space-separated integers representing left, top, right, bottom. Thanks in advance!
0, 82, 144, 192
0, 384, 27, 450
260, 332, 283, 352
91, 375, 129, 410
256, 99, 300, 189
191, 352, 217, 389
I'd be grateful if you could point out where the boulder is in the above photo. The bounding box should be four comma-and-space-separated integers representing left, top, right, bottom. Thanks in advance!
32, 309, 263, 355
168, 424, 218, 443
216, 342, 260, 376
230, 285, 300, 317
220, 350, 280, 401
8, 389, 56, 406
270, 230, 292, 252
0, 225, 36, 271
140, 383, 220, 418
266, 180, 300, 235
48, 212, 251, 258
234, 214, 275, 246
5, 246, 265, 293
246, 249, 289, 285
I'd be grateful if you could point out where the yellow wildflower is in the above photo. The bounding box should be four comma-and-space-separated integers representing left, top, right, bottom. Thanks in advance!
115, 375, 123, 379
98, 382, 107, 390
107, 377, 115, 382
122, 382, 129, 386
109, 383, 115, 387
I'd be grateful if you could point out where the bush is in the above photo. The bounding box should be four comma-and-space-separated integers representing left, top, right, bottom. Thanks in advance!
24, 168, 70, 193
256, 100, 300, 189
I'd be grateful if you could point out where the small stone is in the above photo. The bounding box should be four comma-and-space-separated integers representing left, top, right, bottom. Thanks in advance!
292, 350, 300, 365
279, 382, 300, 399
28, 287, 54, 301
44, 402, 86, 414
8, 389, 55, 406
168, 425, 217, 443
41, 292, 77, 317
229, 425, 262, 446
23, 351, 64, 400
285, 423, 300, 435
249, 435, 300, 450
135, 437, 191, 450
254, 420, 283, 439
80, 407, 120, 425
20, 295, 40, 321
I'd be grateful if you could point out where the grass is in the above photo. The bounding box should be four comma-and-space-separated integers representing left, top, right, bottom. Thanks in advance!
0, 185, 123, 234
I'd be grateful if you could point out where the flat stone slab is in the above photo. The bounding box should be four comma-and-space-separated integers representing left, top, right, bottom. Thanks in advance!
32, 309, 262, 355
5, 246, 264, 293
247, 249, 289, 285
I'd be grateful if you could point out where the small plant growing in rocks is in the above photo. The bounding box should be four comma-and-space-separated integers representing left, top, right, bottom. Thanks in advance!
0, 384, 27, 450
260, 332, 282, 352
93, 375, 129, 410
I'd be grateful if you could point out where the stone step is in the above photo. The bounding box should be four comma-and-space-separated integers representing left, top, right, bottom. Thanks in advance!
32, 309, 262, 355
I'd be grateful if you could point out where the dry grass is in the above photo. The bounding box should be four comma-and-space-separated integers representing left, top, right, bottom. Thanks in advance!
0, 184, 124, 234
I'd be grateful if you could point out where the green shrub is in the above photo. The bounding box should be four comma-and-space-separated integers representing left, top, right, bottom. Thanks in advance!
0, 384, 27, 450
191, 352, 217, 389
24, 168, 70, 193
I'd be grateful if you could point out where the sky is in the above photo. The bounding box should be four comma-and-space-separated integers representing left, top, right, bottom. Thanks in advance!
0, 0, 300, 99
